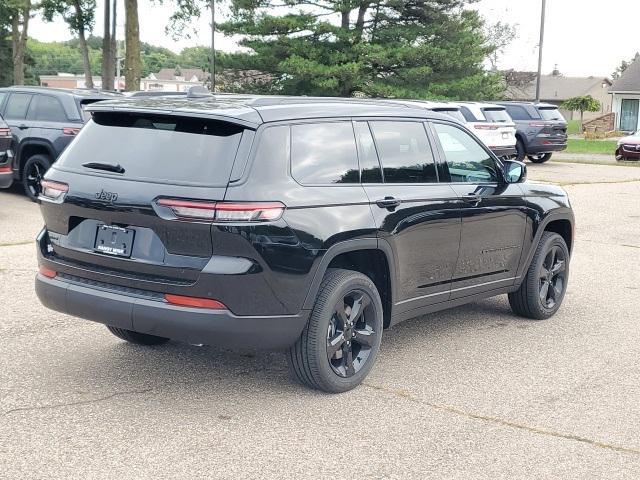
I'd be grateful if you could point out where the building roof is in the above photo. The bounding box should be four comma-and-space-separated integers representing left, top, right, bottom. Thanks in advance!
150, 68, 209, 82
610, 56, 640, 92
505, 72, 611, 101
85, 95, 451, 128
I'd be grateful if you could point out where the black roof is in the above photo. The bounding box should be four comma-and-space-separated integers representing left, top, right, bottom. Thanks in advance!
493, 100, 560, 109
85, 94, 451, 127
0, 85, 122, 99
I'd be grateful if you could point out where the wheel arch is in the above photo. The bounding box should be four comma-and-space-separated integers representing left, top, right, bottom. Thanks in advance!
18, 140, 55, 177
302, 239, 396, 329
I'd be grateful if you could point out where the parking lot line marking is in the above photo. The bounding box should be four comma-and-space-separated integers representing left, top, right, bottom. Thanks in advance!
364, 382, 640, 456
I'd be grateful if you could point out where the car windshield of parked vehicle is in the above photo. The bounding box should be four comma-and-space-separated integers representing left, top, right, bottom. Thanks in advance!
538, 107, 565, 122
482, 108, 512, 123
54, 112, 245, 186
432, 108, 466, 123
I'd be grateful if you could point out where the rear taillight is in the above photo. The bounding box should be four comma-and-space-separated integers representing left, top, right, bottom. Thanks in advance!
39, 265, 57, 279
474, 124, 499, 130
157, 199, 285, 223
529, 122, 548, 127
0, 165, 11, 173
40, 180, 69, 202
164, 294, 227, 310
63, 127, 81, 136
0, 127, 11, 137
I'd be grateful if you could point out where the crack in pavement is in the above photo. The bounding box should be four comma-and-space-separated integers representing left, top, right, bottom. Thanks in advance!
363, 382, 640, 456
0, 240, 33, 248
578, 239, 640, 250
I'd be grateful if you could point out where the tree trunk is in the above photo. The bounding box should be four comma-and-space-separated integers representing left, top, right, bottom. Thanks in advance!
72, 0, 93, 89
580, 110, 584, 128
355, 1, 370, 40
101, 0, 113, 90
111, 0, 117, 88
124, 0, 141, 91
11, 1, 30, 86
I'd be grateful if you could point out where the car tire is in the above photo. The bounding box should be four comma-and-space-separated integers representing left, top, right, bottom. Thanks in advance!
106, 326, 170, 345
515, 139, 526, 162
22, 154, 52, 201
528, 153, 553, 163
287, 268, 384, 393
509, 232, 570, 320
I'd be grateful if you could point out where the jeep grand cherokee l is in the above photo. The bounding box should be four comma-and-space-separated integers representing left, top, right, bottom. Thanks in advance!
0, 86, 121, 200
35, 96, 574, 393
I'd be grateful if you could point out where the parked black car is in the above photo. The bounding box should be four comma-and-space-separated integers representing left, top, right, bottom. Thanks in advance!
35, 96, 574, 393
494, 101, 568, 163
0, 86, 121, 200
0, 113, 12, 187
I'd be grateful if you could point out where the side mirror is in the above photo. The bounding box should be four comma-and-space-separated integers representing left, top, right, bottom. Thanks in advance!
502, 159, 527, 183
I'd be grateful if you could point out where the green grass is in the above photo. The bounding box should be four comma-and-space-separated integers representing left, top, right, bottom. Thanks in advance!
567, 120, 582, 135
565, 139, 617, 155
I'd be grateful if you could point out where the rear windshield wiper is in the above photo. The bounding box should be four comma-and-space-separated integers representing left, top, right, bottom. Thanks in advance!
82, 162, 125, 174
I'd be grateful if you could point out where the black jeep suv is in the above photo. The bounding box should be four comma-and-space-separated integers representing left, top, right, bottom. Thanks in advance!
0, 86, 120, 200
494, 101, 568, 163
35, 96, 574, 393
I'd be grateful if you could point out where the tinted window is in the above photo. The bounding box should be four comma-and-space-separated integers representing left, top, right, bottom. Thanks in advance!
0, 92, 6, 110
354, 121, 382, 183
29, 95, 67, 122
482, 108, 511, 123
504, 105, 532, 121
538, 107, 565, 121
459, 106, 476, 122
4, 93, 32, 120
55, 112, 244, 186
370, 121, 437, 184
433, 122, 499, 183
433, 108, 466, 123
291, 122, 359, 184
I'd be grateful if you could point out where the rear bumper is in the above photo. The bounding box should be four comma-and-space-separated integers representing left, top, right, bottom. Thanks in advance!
35, 273, 310, 350
0, 150, 14, 188
490, 146, 517, 157
527, 141, 567, 154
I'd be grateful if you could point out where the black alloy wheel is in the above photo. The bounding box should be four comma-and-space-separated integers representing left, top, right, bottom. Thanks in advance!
538, 245, 566, 309
22, 154, 52, 201
326, 289, 378, 378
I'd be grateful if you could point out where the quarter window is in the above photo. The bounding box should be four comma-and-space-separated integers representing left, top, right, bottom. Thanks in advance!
433, 123, 499, 183
291, 122, 359, 184
369, 121, 437, 184
29, 95, 67, 122
4, 93, 32, 120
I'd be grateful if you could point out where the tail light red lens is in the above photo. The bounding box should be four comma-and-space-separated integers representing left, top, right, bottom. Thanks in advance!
0, 127, 11, 137
40, 180, 69, 201
157, 199, 285, 223
63, 127, 82, 136
474, 124, 499, 130
164, 294, 227, 310
0, 165, 11, 173
529, 122, 549, 127
39, 266, 57, 278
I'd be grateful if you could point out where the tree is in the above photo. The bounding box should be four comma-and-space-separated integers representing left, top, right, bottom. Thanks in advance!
101, 0, 114, 90
484, 21, 516, 71
561, 95, 601, 127
124, 0, 141, 91
612, 53, 640, 80
0, 2, 14, 86
193, 0, 504, 99
41, 0, 97, 88
7, 0, 32, 85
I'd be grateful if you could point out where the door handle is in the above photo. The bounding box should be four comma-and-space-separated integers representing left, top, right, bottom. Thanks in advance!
18, 124, 28, 130
375, 197, 401, 209
462, 194, 482, 205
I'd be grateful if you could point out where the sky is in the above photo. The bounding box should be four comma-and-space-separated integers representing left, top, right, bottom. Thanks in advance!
28, 0, 639, 78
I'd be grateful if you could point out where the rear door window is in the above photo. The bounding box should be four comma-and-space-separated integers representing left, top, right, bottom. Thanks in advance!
4, 93, 32, 120
354, 121, 382, 183
369, 121, 437, 184
504, 105, 532, 121
538, 107, 565, 121
459, 106, 477, 122
28, 95, 68, 122
432, 108, 466, 123
54, 112, 245, 186
290, 122, 359, 184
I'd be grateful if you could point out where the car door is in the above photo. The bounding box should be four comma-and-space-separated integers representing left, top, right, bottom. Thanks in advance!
356, 120, 461, 316
430, 121, 527, 299
27, 94, 76, 154
2, 92, 34, 160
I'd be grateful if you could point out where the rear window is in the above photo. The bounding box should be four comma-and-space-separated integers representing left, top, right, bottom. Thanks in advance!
537, 107, 565, 121
54, 112, 245, 186
432, 108, 466, 123
482, 108, 511, 123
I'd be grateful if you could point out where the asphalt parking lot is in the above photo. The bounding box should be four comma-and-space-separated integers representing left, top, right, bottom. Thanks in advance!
1, 161, 639, 479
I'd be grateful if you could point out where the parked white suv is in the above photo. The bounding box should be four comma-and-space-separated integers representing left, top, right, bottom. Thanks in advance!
450, 102, 517, 158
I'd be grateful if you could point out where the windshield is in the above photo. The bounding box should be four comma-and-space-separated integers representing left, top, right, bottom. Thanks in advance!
55, 112, 245, 186
432, 108, 466, 123
482, 108, 511, 123
538, 107, 565, 122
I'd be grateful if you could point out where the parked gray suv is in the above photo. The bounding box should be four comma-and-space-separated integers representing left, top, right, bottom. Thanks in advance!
494, 101, 568, 163
0, 86, 120, 200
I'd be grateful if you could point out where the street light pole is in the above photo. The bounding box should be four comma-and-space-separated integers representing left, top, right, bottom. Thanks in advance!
535, 0, 547, 103
210, 0, 216, 92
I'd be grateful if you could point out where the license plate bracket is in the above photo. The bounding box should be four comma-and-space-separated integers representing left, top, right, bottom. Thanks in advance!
94, 225, 134, 257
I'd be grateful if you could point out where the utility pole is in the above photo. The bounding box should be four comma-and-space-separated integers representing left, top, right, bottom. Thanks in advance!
535, 0, 547, 103
210, 0, 216, 92
116, 42, 123, 92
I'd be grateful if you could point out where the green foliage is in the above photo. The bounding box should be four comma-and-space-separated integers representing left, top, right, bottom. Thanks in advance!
0, 2, 13, 86
561, 95, 601, 115
214, 0, 503, 98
